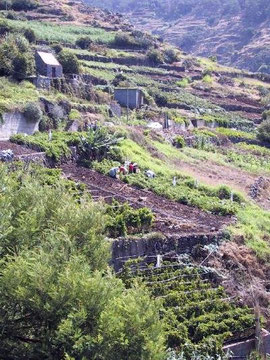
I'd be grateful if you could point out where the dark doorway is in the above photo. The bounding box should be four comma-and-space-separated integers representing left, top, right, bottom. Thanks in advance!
52, 67, 56, 78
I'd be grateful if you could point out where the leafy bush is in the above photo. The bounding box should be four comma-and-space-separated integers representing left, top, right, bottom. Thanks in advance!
0, 164, 165, 360
78, 128, 124, 162
51, 43, 63, 54
164, 48, 179, 64
23, 102, 42, 122
0, 34, 34, 79
58, 49, 80, 74
174, 135, 186, 148
11, 0, 39, 11
257, 120, 270, 144
0, 19, 11, 34
12, 54, 28, 80
147, 49, 164, 65
113, 32, 136, 48
106, 200, 154, 237
23, 28, 36, 43
76, 36, 93, 49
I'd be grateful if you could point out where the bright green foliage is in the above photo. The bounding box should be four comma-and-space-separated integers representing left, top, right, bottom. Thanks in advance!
78, 127, 124, 162
0, 33, 34, 79
106, 200, 154, 237
120, 262, 254, 358
0, 79, 38, 121
174, 135, 186, 148
0, 163, 166, 360
11, 131, 82, 161
98, 285, 165, 360
23, 102, 42, 122
215, 128, 256, 142
5, 19, 115, 44
58, 49, 80, 74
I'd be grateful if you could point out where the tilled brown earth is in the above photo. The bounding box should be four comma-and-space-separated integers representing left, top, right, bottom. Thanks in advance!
0, 141, 37, 156
60, 162, 232, 236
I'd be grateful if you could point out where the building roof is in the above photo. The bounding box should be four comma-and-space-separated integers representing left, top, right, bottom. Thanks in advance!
114, 88, 141, 92
37, 51, 61, 66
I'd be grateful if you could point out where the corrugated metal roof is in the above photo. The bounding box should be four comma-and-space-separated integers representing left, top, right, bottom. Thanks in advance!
37, 51, 61, 66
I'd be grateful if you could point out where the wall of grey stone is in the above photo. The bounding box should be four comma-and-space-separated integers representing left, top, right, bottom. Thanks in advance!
111, 232, 222, 271
0, 112, 40, 140
223, 330, 270, 359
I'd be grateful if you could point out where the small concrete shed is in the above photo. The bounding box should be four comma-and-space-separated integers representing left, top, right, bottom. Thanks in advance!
114, 88, 144, 109
35, 51, 63, 78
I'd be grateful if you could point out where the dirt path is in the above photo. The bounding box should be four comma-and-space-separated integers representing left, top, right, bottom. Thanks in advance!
60, 162, 231, 236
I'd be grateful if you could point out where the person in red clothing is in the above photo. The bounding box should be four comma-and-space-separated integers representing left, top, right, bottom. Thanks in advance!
119, 164, 128, 175
129, 162, 134, 174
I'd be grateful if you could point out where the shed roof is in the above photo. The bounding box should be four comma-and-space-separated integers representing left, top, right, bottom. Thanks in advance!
37, 51, 61, 66
114, 88, 141, 92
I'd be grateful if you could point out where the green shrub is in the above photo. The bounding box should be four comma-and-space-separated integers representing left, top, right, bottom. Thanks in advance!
164, 48, 179, 64
51, 43, 63, 54
0, 19, 11, 35
106, 201, 154, 238
11, 0, 39, 11
12, 54, 28, 80
0, 34, 34, 79
76, 36, 93, 49
58, 49, 80, 74
23, 102, 42, 122
176, 78, 190, 88
174, 135, 186, 148
257, 120, 270, 144
113, 32, 136, 48
147, 49, 164, 65
23, 28, 36, 43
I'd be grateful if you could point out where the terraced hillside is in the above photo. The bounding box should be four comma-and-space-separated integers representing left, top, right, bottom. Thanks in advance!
85, 0, 270, 73
0, 0, 270, 358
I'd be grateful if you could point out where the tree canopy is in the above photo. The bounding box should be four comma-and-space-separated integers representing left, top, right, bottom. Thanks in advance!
0, 164, 165, 359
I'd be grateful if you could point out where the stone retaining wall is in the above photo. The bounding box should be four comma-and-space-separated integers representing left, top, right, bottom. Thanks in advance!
111, 232, 222, 271
0, 112, 39, 140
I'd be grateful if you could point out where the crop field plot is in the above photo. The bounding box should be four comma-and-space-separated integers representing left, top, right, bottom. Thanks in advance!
120, 259, 255, 355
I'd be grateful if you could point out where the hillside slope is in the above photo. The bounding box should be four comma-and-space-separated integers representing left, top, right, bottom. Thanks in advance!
84, 0, 270, 73
1, 0, 270, 357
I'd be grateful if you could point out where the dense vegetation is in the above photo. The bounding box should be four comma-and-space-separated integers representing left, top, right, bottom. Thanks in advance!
120, 260, 255, 357
0, 163, 164, 359
1, 1, 270, 358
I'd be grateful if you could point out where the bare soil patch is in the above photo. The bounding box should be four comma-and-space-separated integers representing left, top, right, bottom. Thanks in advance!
60, 162, 231, 236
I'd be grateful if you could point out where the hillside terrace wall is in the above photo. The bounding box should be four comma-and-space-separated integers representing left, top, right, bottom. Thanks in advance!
223, 329, 270, 359
111, 232, 222, 271
0, 112, 39, 140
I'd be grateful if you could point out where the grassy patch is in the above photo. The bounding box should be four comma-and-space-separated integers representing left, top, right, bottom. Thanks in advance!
10, 131, 83, 161
231, 206, 270, 259
6, 19, 115, 44
0, 79, 39, 114
94, 137, 243, 215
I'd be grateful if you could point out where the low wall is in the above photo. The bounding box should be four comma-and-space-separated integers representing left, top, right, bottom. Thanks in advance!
223, 330, 270, 359
0, 112, 39, 140
111, 232, 222, 271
